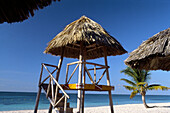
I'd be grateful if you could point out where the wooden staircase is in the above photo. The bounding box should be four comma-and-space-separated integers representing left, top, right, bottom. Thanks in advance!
41, 83, 73, 113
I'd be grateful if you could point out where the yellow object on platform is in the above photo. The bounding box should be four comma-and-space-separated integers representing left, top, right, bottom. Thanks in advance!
61, 84, 114, 91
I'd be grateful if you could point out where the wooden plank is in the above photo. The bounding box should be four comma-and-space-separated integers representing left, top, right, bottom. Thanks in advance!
84, 62, 109, 68
43, 63, 58, 68
67, 61, 80, 66
60, 84, 114, 91
88, 67, 105, 71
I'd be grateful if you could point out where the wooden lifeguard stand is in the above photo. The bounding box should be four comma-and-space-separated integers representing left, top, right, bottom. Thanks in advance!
34, 16, 127, 113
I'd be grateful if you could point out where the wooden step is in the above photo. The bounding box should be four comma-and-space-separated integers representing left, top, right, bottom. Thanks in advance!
56, 107, 73, 113
41, 83, 73, 113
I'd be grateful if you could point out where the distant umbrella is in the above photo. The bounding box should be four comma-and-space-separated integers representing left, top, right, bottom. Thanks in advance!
125, 28, 170, 71
44, 16, 127, 59
0, 0, 60, 23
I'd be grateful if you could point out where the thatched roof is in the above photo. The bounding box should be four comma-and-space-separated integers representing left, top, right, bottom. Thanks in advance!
125, 28, 170, 71
44, 16, 127, 59
0, 0, 59, 24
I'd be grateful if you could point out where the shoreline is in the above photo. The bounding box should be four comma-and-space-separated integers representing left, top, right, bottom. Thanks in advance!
0, 102, 170, 113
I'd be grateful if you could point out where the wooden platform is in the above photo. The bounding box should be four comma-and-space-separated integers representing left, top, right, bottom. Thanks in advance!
61, 84, 114, 91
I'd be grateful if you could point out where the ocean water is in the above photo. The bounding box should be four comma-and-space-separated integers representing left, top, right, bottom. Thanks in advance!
0, 92, 170, 111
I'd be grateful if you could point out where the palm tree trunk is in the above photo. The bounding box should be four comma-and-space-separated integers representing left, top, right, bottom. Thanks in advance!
142, 93, 149, 108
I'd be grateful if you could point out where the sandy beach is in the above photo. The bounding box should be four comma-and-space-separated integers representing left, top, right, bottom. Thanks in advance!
0, 102, 170, 113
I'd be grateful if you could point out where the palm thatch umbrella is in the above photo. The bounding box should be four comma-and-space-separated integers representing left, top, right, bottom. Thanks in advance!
0, 0, 60, 24
125, 28, 170, 71
44, 16, 127, 59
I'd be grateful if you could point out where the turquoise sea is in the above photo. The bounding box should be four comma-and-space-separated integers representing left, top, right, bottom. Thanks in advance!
1, 92, 170, 111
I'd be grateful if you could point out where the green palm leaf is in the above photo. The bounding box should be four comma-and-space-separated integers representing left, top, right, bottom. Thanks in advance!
148, 86, 169, 91
137, 82, 147, 86
130, 90, 139, 99
123, 85, 136, 91
120, 78, 136, 86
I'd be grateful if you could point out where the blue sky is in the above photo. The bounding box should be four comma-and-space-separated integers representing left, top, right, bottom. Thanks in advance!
0, 0, 170, 95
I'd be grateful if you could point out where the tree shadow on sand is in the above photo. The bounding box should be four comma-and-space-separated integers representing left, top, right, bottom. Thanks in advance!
147, 105, 170, 108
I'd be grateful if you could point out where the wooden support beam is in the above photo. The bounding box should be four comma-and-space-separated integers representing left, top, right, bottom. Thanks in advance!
43, 64, 69, 98
84, 65, 94, 84
49, 47, 64, 113
65, 65, 69, 84
54, 85, 59, 103
67, 61, 80, 66
81, 48, 87, 113
86, 46, 103, 52
77, 42, 83, 113
56, 47, 64, 81
51, 78, 54, 102
66, 45, 80, 50
39, 68, 57, 86
64, 97, 67, 113
54, 95, 65, 107
94, 65, 96, 83
67, 63, 79, 84
34, 65, 43, 113
103, 47, 114, 113
86, 43, 96, 48
43, 63, 58, 68
46, 78, 51, 98
84, 62, 109, 68
88, 67, 105, 71
96, 69, 106, 85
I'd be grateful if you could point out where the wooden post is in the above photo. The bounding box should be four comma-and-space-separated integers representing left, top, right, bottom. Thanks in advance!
81, 47, 86, 113
34, 65, 43, 113
77, 42, 83, 113
94, 65, 96, 84
56, 47, 64, 81
103, 47, 114, 113
48, 47, 64, 113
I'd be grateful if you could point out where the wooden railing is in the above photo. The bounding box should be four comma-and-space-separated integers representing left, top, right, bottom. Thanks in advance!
39, 63, 69, 113
65, 61, 109, 85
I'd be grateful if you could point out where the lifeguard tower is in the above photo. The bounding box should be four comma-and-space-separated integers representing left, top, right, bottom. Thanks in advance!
34, 16, 127, 113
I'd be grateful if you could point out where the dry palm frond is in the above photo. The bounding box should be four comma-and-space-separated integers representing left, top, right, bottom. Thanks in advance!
125, 28, 170, 71
0, 0, 59, 23
44, 16, 127, 59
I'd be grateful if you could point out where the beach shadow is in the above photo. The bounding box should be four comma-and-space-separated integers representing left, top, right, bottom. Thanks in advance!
151, 106, 170, 108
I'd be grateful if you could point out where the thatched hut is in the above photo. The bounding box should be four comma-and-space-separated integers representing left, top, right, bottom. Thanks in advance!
35, 16, 127, 113
0, 0, 59, 23
44, 16, 127, 59
125, 28, 170, 71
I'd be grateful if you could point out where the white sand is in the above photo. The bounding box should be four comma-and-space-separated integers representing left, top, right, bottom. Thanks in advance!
0, 103, 170, 113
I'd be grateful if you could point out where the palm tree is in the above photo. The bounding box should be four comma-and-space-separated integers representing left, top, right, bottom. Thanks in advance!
120, 67, 168, 108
